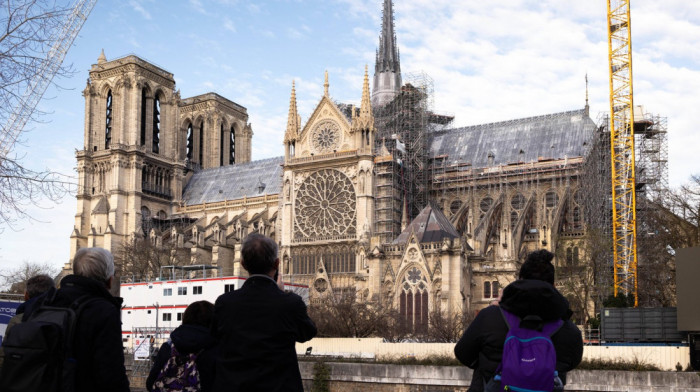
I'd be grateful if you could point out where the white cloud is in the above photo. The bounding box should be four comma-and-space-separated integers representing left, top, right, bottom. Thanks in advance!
224, 17, 237, 33
189, 0, 208, 15
128, 0, 151, 20
384, 0, 699, 187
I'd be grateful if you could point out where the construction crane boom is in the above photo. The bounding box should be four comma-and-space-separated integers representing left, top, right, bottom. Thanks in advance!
0, 0, 98, 159
607, 0, 639, 306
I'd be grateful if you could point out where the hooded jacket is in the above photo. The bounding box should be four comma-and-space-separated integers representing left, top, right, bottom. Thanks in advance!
146, 323, 218, 392
454, 279, 583, 392
21, 274, 130, 392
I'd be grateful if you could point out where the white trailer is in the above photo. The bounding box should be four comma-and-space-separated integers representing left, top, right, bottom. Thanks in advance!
121, 275, 309, 346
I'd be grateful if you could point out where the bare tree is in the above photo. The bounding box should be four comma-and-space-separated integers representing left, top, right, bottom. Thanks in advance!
0, 0, 80, 231
116, 236, 193, 282
634, 175, 700, 306
308, 292, 399, 338
556, 228, 612, 325
0, 260, 59, 293
427, 308, 473, 343
0, 0, 75, 133
0, 154, 73, 230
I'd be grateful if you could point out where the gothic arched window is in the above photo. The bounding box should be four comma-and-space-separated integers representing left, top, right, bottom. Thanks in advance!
399, 267, 429, 332
199, 121, 204, 164
140, 88, 147, 145
484, 281, 492, 299
573, 207, 582, 229
105, 90, 113, 149
141, 206, 151, 236
186, 122, 193, 160
152, 94, 161, 154
230, 125, 236, 164
220, 123, 225, 166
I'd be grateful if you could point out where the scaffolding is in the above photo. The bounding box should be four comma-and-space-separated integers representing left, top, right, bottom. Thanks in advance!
373, 72, 437, 244
581, 108, 669, 302
633, 107, 669, 201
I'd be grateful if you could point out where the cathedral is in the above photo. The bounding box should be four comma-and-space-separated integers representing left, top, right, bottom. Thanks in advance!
65, 0, 595, 326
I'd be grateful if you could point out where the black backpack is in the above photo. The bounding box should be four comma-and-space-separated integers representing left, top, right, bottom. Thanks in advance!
0, 288, 100, 392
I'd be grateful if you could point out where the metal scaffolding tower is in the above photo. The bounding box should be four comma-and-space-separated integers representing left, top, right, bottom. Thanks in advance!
373, 72, 435, 244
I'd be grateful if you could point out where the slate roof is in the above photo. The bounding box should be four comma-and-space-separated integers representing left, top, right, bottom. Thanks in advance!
182, 156, 284, 205
429, 109, 595, 168
393, 202, 461, 244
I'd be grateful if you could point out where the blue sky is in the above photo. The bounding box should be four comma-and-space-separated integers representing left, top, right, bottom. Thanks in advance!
1, 0, 699, 272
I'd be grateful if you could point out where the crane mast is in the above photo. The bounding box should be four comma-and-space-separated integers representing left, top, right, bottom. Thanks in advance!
607, 0, 639, 306
0, 0, 98, 159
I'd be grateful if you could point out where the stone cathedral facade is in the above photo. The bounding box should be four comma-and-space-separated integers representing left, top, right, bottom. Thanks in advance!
66, 1, 595, 325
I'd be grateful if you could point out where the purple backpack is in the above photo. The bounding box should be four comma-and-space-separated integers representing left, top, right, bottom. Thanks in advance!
486, 308, 563, 392
153, 341, 201, 392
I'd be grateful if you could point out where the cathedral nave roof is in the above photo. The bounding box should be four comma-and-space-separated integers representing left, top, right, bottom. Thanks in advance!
182, 156, 284, 205
429, 108, 596, 169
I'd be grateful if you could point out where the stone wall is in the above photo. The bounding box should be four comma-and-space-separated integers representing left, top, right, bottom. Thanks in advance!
299, 361, 700, 392
296, 338, 692, 371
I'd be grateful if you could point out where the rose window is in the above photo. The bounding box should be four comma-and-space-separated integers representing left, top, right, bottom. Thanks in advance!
294, 169, 356, 239
311, 120, 341, 153
314, 278, 328, 293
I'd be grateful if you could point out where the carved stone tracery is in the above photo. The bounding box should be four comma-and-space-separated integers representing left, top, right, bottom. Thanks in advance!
294, 169, 356, 239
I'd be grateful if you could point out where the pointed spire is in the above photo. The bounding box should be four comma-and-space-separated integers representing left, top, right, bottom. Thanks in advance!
284, 81, 299, 143
372, 0, 402, 108
401, 200, 408, 231
360, 65, 372, 118
324, 70, 329, 96
376, 0, 400, 74
97, 49, 107, 64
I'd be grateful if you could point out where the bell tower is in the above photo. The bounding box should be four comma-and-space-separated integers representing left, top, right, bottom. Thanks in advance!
69, 52, 185, 268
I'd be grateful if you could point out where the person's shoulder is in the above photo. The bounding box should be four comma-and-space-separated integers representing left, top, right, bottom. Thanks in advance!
477, 305, 502, 318
556, 319, 582, 337
279, 289, 305, 303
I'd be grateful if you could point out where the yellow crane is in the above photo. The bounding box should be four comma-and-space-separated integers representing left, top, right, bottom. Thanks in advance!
607, 0, 638, 306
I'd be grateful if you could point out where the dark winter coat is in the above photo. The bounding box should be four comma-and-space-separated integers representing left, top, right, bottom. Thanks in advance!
212, 275, 317, 392
146, 324, 218, 392
454, 279, 583, 392
23, 274, 130, 392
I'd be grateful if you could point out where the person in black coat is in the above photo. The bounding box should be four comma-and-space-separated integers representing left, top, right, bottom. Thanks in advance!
0, 274, 54, 370
212, 233, 317, 392
147, 301, 218, 392
454, 250, 583, 392
21, 248, 130, 392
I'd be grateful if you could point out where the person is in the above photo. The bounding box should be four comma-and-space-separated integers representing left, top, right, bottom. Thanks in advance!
212, 233, 317, 392
454, 249, 583, 392
146, 300, 218, 392
0, 274, 55, 369
22, 247, 130, 392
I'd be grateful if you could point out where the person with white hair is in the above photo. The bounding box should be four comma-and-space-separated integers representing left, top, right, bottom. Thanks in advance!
19, 247, 130, 392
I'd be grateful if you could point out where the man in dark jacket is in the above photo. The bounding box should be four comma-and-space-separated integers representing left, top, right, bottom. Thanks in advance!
212, 233, 317, 392
0, 274, 54, 369
454, 249, 583, 392
24, 247, 130, 392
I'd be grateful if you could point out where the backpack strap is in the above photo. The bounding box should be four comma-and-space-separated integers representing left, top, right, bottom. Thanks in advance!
500, 307, 564, 336
64, 295, 105, 359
